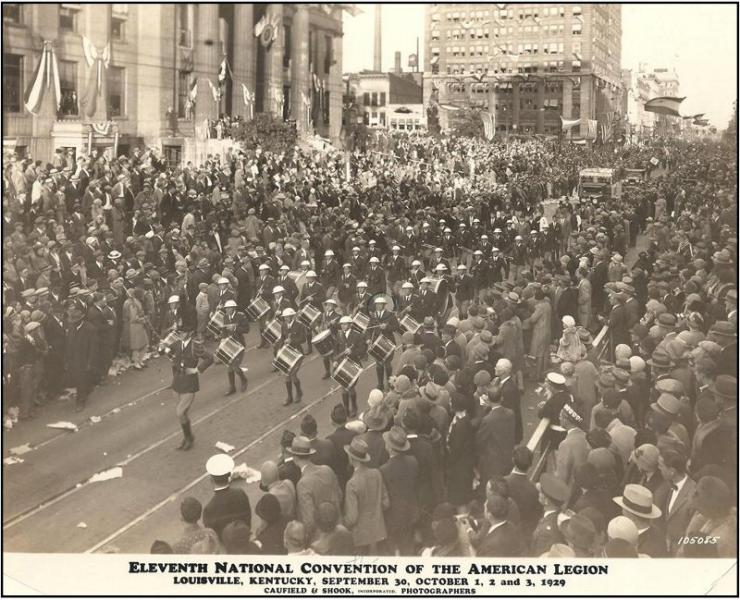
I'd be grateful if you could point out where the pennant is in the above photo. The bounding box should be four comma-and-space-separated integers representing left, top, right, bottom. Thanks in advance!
339, 5, 364, 17
480, 112, 494, 141
218, 58, 228, 83
254, 15, 266, 38
188, 78, 198, 101
560, 116, 580, 130
207, 79, 221, 103
644, 96, 685, 117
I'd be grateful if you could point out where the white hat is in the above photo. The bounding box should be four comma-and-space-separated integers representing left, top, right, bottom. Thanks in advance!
492, 247, 500, 252
168, 295, 180, 303
300, 260, 310, 267
223, 300, 237, 308
546, 372, 567, 386
357, 281, 367, 287
402, 282, 414, 289
481, 234, 489, 240
306, 270, 317, 278
324, 298, 337, 305
272, 285, 285, 294
352, 246, 361, 252
474, 250, 483, 255
392, 245, 400, 251
420, 277, 432, 284
444, 227, 452, 233
206, 454, 234, 477
405, 226, 413, 231
324, 249, 334, 256
457, 264, 467, 270
435, 263, 448, 271
434, 247, 443, 252
422, 222, 430, 228
411, 260, 422, 266
282, 308, 296, 317
515, 235, 523, 241
342, 263, 352, 268
258, 264, 270, 271
374, 296, 387, 303
369, 239, 377, 245
217, 277, 230, 285
279, 264, 290, 271
369, 257, 380, 263
340, 316, 352, 324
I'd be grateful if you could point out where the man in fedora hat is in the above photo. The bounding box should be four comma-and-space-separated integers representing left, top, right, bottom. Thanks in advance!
380, 426, 419, 556
476, 386, 515, 493
202, 453, 251, 542
358, 403, 391, 468
531, 473, 570, 556
291, 435, 342, 540
613, 483, 667, 557
708, 321, 737, 378
692, 375, 737, 481
326, 404, 356, 490
654, 448, 697, 555
65, 303, 97, 413
343, 438, 390, 554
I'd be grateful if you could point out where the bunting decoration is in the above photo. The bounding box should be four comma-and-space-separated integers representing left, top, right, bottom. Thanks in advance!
560, 116, 581, 130
241, 83, 255, 119
90, 121, 112, 136
644, 96, 685, 117
480, 112, 495, 141
255, 13, 280, 48
81, 36, 111, 118
24, 40, 62, 115
302, 91, 312, 129
207, 79, 222, 104
188, 78, 198, 102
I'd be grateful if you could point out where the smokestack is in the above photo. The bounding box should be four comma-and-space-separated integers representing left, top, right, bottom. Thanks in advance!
394, 51, 401, 74
374, 4, 382, 72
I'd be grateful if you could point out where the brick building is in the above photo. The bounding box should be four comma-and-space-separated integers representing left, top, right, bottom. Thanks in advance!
422, 3, 622, 138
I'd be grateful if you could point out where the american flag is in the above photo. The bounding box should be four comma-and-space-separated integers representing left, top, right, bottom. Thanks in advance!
480, 112, 495, 141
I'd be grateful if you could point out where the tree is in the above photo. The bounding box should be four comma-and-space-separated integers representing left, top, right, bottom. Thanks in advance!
448, 108, 485, 139
232, 114, 297, 153
722, 100, 737, 146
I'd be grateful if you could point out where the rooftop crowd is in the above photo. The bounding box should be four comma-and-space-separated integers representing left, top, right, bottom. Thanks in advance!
2, 126, 737, 557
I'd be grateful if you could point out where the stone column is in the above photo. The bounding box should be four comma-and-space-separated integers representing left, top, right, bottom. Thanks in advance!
487, 84, 497, 135
82, 3, 112, 122
579, 74, 593, 138
536, 79, 545, 134
511, 81, 521, 133
328, 31, 344, 144
562, 78, 573, 119
194, 3, 220, 125
30, 4, 60, 160
263, 3, 284, 117
231, 4, 255, 119
290, 5, 310, 134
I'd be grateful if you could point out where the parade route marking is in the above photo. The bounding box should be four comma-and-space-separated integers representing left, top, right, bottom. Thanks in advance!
2, 352, 318, 531
84, 362, 376, 553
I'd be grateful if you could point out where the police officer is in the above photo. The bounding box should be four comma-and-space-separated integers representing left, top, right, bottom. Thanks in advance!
220, 300, 249, 396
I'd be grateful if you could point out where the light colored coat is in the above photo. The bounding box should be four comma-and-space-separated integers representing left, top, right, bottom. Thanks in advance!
525, 299, 552, 359
344, 465, 390, 547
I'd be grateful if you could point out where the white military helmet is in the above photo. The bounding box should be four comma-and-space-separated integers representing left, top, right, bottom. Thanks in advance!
340, 316, 352, 324
306, 270, 317, 278
168, 295, 180, 304
223, 300, 237, 309
272, 285, 285, 294
282, 308, 296, 318
217, 277, 230, 285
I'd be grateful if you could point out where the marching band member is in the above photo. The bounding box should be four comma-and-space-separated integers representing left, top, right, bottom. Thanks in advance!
320, 298, 341, 379
368, 296, 398, 391
337, 263, 356, 314
418, 277, 438, 320
409, 259, 425, 289
255, 264, 275, 349
366, 257, 386, 297
220, 299, 249, 396
278, 307, 306, 406
354, 281, 371, 316
215, 277, 235, 311
276, 264, 299, 304
334, 315, 367, 418
386, 245, 407, 304
168, 322, 213, 451
299, 271, 323, 354
272, 285, 295, 317
453, 264, 474, 320
397, 281, 420, 320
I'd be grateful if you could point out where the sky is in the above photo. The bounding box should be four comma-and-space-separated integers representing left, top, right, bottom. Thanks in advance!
342, 3, 737, 127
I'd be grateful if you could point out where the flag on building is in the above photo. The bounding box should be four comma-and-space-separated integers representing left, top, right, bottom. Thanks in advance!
585, 119, 598, 139
218, 58, 229, 83
188, 78, 198, 101
24, 41, 62, 115
480, 112, 495, 140
560, 116, 580, 131
644, 96, 685, 117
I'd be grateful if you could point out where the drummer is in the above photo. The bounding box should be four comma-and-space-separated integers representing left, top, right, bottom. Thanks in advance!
276, 265, 299, 304
368, 296, 399, 391
334, 315, 367, 418
168, 321, 213, 451
278, 307, 306, 406
215, 277, 235, 310
299, 271, 324, 354
220, 300, 249, 396
397, 281, 421, 321
418, 277, 438, 320
272, 285, 295, 317
161, 294, 184, 336
337, 263, 356, 314
354, 281, 371, 316
319, 298, 341, 379
255, 264, 276, 349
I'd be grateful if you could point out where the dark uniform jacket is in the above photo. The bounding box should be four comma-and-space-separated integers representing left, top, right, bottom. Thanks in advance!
221, 310, 250, 346
203, 486, 252, 542
170, 336, 213, 394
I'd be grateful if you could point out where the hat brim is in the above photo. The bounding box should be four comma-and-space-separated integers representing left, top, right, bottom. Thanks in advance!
344, 445, 371, 462
288, 446, 316, 457
613, 496, 662, 519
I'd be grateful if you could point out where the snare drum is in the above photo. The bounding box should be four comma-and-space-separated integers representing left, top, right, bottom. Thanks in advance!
352, 312, 370, 335
207, 310, 226, 336
158, 330, 183, 354
216, 337, 245, 367
272, 345, 303, 376
312, 330, 335, 357
298, 303, 321, 329
369, 334, 396, 363
399, 314, 421, 334
246, 296, 270, 320
332, 358, 362, 390
263, 319, 282, 345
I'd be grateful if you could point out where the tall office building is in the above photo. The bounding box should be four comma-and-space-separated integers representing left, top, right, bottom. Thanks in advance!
2, 4, 343, 164
422, 3, 622, 137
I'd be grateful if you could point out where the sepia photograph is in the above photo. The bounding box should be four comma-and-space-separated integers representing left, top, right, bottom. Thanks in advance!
1, 1, 737, 596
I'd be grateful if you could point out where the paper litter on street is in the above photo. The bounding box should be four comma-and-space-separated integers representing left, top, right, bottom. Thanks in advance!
47, 421, 79, 432
88, 466, 123, 483
90, 416, 102, 424
10, 444, 32, 456
232, 463, 261, 483
3, 456, 24, 465
76, 522, 87, 528
214, 441, 235, 453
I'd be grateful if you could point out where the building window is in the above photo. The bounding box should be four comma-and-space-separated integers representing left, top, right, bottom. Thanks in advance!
363, 92, 370, 107
162, 145, 182, 168
178, 4, 192, 47
2, 54, 22, 113
371, 92, 378, 106
324, 34, 333, 73
573, 6, 582, 16
111, 16, 125, 40
283, 24, 292, 69
59, 6, 78, 31
2, 3, 21, 23
108, 66, 125, 117
177, 71, 189, 117
323, 91, 330, 125
379, 111, 386, 126
59, 60, 78, 117
379, 92, 386, 107
572, 23, 582, 35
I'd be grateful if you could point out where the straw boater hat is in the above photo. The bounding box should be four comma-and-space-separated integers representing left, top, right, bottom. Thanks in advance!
613, 484, 662, 519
